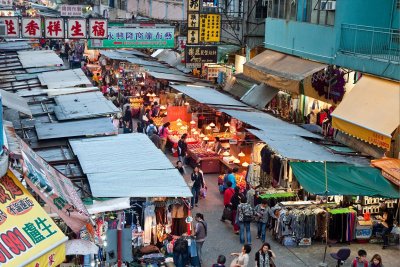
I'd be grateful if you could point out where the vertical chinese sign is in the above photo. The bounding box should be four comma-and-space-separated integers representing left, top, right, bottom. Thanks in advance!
0, 169, 67, 267
21, 17, 42, 38
45, 18, 65, 39
67, 18, 87, 39
0, 17, 19, 38
18, 137, 89, 233
199, 14, 221, 42
187, 0, 200, 44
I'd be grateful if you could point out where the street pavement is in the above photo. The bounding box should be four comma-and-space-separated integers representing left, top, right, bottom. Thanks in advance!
172, 158, 399, 267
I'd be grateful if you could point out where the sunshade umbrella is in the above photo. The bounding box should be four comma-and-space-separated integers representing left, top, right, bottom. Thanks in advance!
65, 239, 99, 255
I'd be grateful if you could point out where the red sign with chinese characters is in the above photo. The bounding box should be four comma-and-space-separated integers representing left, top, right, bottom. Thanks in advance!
0, 17, 19, 37
44, 18, 65, 39
21, 18, 42, 38
67, 18, 87, 39
88, 18, 108, 39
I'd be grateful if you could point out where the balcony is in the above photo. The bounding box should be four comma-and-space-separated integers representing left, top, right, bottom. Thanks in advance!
339, 24, 400, 63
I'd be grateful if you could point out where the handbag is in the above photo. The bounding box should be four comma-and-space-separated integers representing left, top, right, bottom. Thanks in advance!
230, 257, 239, 267
270, 258, 276, 267
187, 180, 194, 187
222, 206, 233, 221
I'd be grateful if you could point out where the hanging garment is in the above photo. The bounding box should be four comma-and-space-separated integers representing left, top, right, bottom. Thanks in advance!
144, 204, 157, 245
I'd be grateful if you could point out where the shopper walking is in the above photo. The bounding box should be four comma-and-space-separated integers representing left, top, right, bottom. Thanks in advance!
255, 243, 276, 267
194, 213, 207, 263
237, 197, 253, 244
178, 134, 188, 164
230, 187, 243, 234
212, 255, 226, 267
369, 254, 384, 267
159, 122, 171, 152
254, 199, 270, 242
229, 245, 251, 267
221, 181, 235, 222
224, 169, 237, 190
145, 119, 158, 137
190, 166, 204, 209
149, 130, 161, 149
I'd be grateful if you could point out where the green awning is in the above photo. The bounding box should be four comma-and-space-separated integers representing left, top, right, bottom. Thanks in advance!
290, 162, 399, 198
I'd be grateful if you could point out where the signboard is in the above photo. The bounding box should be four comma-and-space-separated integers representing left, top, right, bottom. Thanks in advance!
0, 17, 19, 37
0, 169, 67, 267
199, 14, 221, 42
45, 18, 65, 39
67, 18, 87, 39
88, 18, 108, 39
22, 18, 42, 38
0, 0, 12, 6
60, 5, 83, 17
185, 45, 218, 67
0, 10, 14, 16
177, 36, 187, 51
88, 27, 175, 49
188, 0, 200, 11
19, 138, 89, 233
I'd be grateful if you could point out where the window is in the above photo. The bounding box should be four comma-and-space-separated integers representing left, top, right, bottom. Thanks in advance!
264, 0, 297, 20
255, 0, 270, 19
219, 0, 243, 17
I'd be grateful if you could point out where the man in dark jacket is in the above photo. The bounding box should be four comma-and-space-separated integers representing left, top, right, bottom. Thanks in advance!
178, 134, 188, 164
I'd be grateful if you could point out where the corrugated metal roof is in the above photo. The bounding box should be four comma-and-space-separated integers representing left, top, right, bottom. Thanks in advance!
0, 42, 31, 51
0, 89, 32, 116
147, 72, 193, 83
35, 117, 118, 140
144, 66, 186, 76
38, 69, 92, 89
53, 92, 120, 121
126, 58, 164, 67
45, 87, 99, 96
100, 51, 137, 60
3, 121, 21, 158
18, 50, 63, 68
219, 108, 320, 138
170, 84, 248, 107
240, 83, 279, 110
69, 134, 192, 198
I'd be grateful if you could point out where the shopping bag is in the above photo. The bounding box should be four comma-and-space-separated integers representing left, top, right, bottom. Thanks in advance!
200, 187, 207, 198
230, 257, 239, 267
222, 206, 232, 221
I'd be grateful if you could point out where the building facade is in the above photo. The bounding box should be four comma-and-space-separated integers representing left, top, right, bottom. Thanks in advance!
263, 0, 399, 80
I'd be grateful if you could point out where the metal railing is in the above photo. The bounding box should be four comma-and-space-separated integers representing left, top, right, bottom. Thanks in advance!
339, 23, 400, 63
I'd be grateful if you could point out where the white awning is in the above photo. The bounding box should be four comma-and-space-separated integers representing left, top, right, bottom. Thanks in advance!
17, 50, 63, 68
0, 89, 32, 116
69, 134, 192, 198
38, 69, 92, 89
240, 83, 279, 110
170, 84, 248, 107
147, 71, 193, 83
85, 198, 131, 215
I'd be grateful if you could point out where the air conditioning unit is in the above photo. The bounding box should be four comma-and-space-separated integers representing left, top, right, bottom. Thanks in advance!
320, 0, 336, 11
0, 25, 6, 37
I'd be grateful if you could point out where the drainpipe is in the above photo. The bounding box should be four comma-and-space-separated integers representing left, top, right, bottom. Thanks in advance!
149, 0, 153, 17
389, 0, 395, 29
182, 0, 185, 21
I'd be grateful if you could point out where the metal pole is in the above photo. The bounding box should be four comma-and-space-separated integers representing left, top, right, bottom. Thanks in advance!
117, 211, 122, 267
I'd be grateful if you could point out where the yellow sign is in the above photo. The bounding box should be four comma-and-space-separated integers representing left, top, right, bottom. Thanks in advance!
199, 14, 221, 42
332, 118, 392, 150
0, 169, 67, 267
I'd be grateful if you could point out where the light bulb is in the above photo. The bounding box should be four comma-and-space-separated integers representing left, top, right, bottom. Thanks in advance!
103, 241, 108, 247
203, 136, 209, 141
191, 128, 196, 132
91, 261, 95, 267
135, 93, 140, 96
238, 151, 245, 157
234, 159, 240, 164
193, 131, 199, 135
223, 151, 230, 156
242, 162, 249, 167
206, 126, 211, 130
151, 93, 156, 97
184, 102, 189, 106
209, 122, 215, 127
199, 133, 205, 138
177, 119, 182, 122
146, 93, 151, 96
177, 122, 182, 126
101, 235, 106, 241
160, 105, 166, 110
180, 126, 186, 130
190, 120, 196, 125
224, 122, 230, 127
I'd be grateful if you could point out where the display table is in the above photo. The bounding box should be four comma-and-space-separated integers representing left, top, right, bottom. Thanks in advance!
355, 219, 372, 242
187, 144, 220, 173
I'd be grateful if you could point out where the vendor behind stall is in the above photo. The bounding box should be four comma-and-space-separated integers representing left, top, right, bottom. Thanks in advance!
373, 201, 395, 249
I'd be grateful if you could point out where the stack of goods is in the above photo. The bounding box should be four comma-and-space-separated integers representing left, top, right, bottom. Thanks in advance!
188, 143, 219, 159
212, 132, 234, 140
235, 171, 247, 190
152, 117, 164, 127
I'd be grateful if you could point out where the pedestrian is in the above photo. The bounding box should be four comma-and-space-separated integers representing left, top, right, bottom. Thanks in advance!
177, 134, 188, 164
254, 199, 270, 242
352, 249, 368, 267
136, 121, 144, 133
149, 130, 161, 149
190, 166, 204, 209
212, 255, 226, 267
255, 243, 276, 267
145, 119, 158, 137
230, 187, 243, 235
224, 169, 237, 190
176, 160, 186, 175
229, 244, 251, 267
159, 122, 170, 152
221, 181, 235, 222
194, 213, 207, 263
369, 254, 384, 267
123, 106, 132, 132
237, 197, 253, 244
151, 101, 160, 117
213, 136, 222, 153
372, 202, 394, 249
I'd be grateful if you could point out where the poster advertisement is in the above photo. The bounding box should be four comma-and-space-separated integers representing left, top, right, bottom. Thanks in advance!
0, 169, 67, 266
